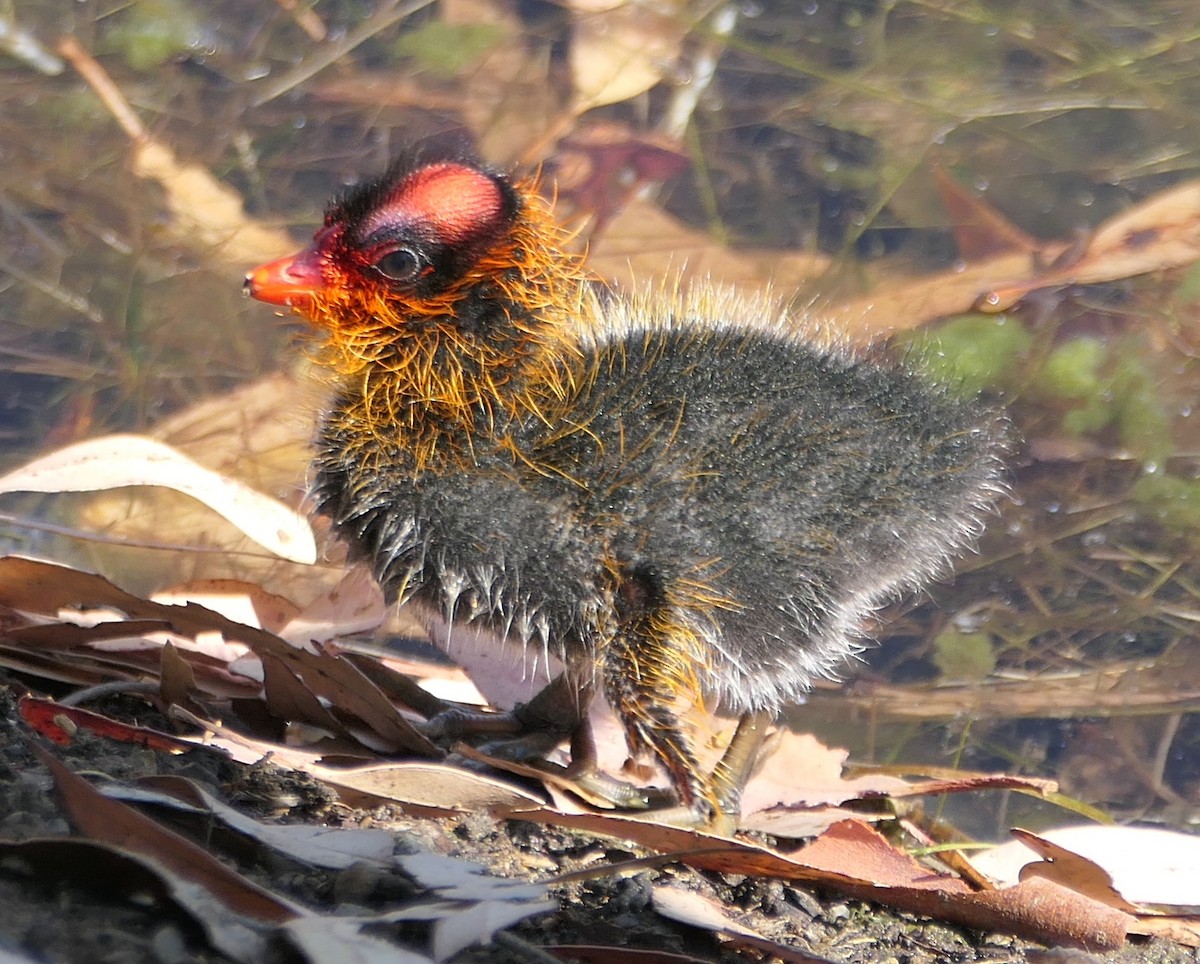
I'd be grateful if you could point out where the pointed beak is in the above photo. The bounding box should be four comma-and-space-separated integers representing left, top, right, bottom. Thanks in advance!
244, 245, 326, 307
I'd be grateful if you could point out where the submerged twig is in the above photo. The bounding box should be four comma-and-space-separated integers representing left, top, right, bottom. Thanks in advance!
250, 0, 437, 106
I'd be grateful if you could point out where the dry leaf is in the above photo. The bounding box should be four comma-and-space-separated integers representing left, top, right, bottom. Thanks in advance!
132, 140, 295, 265
825, 177, 1200, 341
112, 776, 397, 871
153, 579, 302, 634
279, 565, 386, 647
652, 887, 833, 963
309, 760, 548, 813
568, 0, 689, 113
651, 886, 763, 938
738, 732, 910, 817
0, 838, 278, 963
56, 37, 293, 266
974, 825, 1200, 908
34, 744, 303, 924
0, 435, 316, 564
509, 809, 1135, 950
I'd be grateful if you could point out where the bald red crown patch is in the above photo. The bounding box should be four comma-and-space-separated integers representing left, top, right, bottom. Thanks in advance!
363, 162, 504, 246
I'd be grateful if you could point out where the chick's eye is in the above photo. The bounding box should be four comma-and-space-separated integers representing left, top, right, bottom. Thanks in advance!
372, 247, 422, 282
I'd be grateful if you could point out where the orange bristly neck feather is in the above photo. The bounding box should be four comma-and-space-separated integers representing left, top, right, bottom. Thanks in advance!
301, 180, 594, 473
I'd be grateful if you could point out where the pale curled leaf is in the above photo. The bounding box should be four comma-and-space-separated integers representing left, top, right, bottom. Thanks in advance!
651, 886, 761, 938
652, 887, 827, 964
430, 898, 555, 963
0, 434, 316, 564
398, 853, 546, 901
972, 825, 1200, 907
282, 917, 432, 964
106, 778, 397, 871
569, 0, 689, 112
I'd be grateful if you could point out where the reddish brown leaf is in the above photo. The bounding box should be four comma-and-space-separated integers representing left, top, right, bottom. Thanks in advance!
19, 696, 195, 752
507, 809, 1133, 951
1012, 828, 1141, 914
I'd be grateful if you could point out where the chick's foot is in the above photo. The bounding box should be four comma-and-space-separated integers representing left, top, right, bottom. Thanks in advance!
419, 673, 669, 811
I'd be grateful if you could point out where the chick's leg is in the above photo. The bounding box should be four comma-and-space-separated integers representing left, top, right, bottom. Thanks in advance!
710, 711, 774, 818
602, 620, 719, 825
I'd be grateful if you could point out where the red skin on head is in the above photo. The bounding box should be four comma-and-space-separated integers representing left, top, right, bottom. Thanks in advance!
363, 162, 504, 246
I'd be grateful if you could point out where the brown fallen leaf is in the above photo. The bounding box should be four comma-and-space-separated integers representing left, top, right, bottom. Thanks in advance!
159, 640, 197, 707
0, 617, 261, 697
0, 557, 437, 754
0, 838, 276, 962
33, 743, 302, 924
975, 824, 1200, 909
932, 166, 1041, 260
507, 809, 1134, 951
1011, 828, 1153, 914
153, 580, 302, 636
979, 180, 1200, 311
826, 178, 1200, 341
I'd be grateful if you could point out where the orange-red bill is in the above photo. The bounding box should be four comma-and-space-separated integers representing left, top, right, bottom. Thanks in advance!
244, 245, 326, 307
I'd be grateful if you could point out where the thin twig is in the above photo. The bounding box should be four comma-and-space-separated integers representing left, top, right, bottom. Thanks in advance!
55, 35, 147, 141
251, 0, 437, 107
